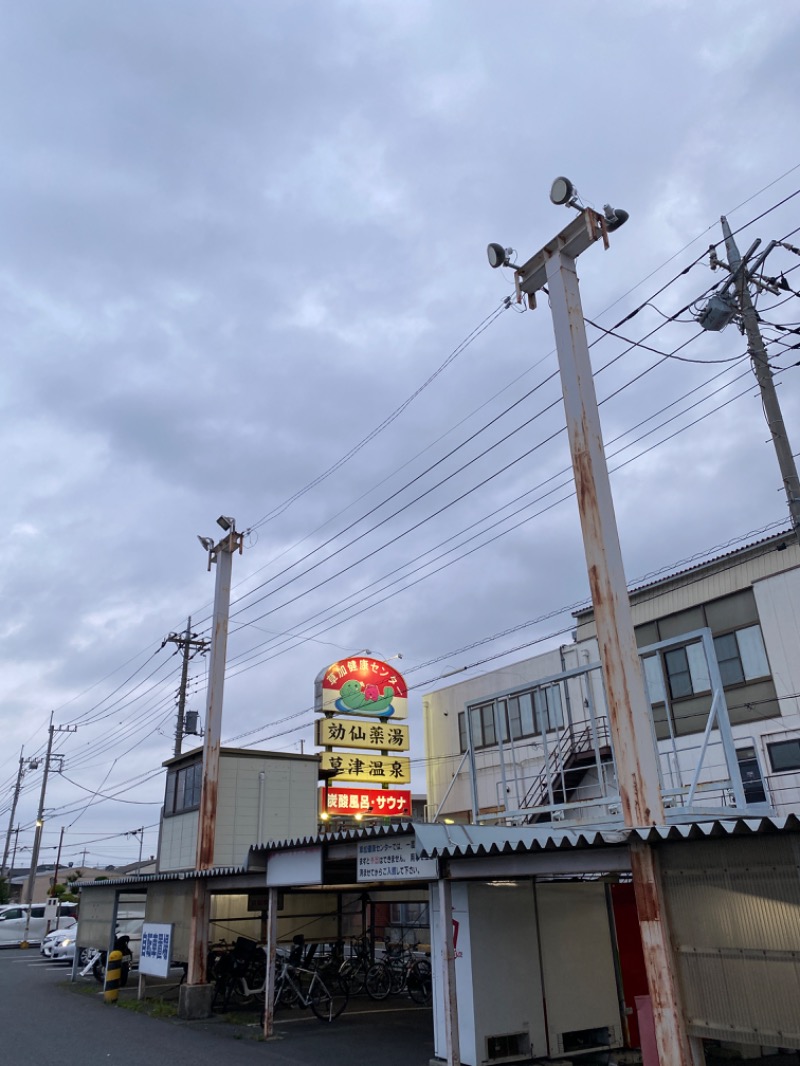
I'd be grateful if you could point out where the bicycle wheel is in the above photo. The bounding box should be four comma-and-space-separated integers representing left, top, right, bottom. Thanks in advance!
364, 961, 392, 1001
340, 959, 367, 996
407, 959, 432, 1005
310, 975, 349, 1022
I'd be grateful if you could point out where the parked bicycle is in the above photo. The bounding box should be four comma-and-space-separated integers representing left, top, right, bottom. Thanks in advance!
272, 938, 348, 1022
208, 936, 266, 1011
364, 940, 432, 1004
337, 934, 373, 996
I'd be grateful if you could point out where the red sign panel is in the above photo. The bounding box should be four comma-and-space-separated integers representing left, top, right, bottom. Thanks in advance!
322, 787, 412, 818
315, 657, 408, 719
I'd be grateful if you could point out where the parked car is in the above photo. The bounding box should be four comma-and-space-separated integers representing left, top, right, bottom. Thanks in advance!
0, 903, 78, 946
53, 917, 143, 967
40, 927, 76, 958
51, 930, 94, 966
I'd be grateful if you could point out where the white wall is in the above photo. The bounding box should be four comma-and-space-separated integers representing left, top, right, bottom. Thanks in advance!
424, 643, 602, 820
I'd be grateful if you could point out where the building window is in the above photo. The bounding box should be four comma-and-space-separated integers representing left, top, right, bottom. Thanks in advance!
663, 642, 710, 700
714, 625, 769, 686
458, 684, 564, 752
164, 760, 202, 816
642, 655, 667, 705
534, 685, 564, 732
767, 738, 800, 773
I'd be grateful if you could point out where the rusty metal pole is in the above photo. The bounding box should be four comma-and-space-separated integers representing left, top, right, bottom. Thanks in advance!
541, 238, 664, 826
186, 521, 243, 987
515, 206, 695, 1065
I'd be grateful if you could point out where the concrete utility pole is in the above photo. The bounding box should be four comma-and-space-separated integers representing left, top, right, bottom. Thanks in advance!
1, 750, 26, 877
20, 716, 76, 946
129, 827, 145, 866
500, 183, 696, 1066
716, 217, 800, 537
164, 617, 209, 757
182, 517, 243, 1012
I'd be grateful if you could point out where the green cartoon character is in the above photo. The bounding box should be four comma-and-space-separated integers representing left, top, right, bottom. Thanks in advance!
335, 679, 396, 717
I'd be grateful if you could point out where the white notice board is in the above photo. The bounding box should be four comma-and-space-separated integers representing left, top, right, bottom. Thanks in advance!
357, 837, 438, 882
139, 922, 173, 978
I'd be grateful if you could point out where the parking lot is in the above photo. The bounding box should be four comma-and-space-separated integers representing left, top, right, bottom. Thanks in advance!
0, 947, 435, 1066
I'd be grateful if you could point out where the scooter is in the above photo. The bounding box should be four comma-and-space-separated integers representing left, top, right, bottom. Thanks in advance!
91, 934, 134, 987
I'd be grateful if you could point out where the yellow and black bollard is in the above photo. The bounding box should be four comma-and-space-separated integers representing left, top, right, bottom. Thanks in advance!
103, 950, 123, 1005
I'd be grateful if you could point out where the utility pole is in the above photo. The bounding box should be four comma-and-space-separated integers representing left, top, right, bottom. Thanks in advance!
702, 218, 800, 536
164, 617, 209, 756
129, 827, 144, 866
51, 826, 65, 897
9, 827, 19, 877
1, 749, 26, 877
20, 715, 76, 947
182, 517, 244, 1011
499, 180, 696, 1066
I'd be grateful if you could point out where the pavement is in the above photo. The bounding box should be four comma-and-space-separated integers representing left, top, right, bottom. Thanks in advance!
0, 948, 435, 1066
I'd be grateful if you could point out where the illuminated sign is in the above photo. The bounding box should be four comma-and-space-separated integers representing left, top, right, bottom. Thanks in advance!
322, 787, 412, 817
315, 657, 408, 719
321, 751, 411, 785
315, 717, 409, 752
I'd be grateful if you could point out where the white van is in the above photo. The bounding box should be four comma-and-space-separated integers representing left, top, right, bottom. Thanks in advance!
0, 903, 78, 945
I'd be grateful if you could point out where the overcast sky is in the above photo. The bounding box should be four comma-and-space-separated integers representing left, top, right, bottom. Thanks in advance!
2, 0, 800, 872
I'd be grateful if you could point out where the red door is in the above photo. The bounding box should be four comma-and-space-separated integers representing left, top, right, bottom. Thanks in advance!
610, 883, 649, 1048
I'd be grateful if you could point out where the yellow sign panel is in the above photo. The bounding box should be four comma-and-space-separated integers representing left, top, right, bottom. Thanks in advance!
320, 751, 411, 786
316, 717, 409, 752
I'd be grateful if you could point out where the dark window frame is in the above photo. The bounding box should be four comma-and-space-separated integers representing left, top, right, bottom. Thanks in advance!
458, 683, 564, 753
164, 759, 203, 817
767, 738, 800, 773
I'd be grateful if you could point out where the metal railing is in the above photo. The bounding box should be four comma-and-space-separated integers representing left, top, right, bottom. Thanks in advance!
519, 717, 612, 813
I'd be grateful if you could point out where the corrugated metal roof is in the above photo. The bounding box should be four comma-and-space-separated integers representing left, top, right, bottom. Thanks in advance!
412, 814, 800, 858
573, 528, 794, 618
248, 820, 415, 854
73, 864, 246, 889
74, 815, 800, 886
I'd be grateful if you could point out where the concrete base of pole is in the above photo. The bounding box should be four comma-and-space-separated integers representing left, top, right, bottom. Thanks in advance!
178, 983, 214, 1020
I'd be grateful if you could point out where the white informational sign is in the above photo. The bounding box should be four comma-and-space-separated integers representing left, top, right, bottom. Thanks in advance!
357, 836, 439, 882
139, 922, 173, 978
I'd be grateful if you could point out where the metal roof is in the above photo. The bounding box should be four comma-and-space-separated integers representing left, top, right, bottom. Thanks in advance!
74, 815, 800, 887
573, 528, 794, 618
248, 820, 415, 854
412, 814, 800, 858
73, 864, 246, 889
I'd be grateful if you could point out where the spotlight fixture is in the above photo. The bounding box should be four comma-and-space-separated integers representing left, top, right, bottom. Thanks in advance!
197, 535, 215, 551
486, 243, 519, 269
217, 515, 235, 532
549, 175, 581, 209
603, 204, 629, 232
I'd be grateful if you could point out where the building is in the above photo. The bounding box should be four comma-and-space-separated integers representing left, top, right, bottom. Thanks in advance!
157, 746, 320, 871
424, 529, 800, 825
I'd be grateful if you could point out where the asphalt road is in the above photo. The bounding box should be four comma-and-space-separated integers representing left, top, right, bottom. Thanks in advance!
0, 948, 435, 1066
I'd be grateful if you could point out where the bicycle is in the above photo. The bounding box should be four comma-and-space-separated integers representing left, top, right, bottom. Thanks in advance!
273, 949, 349, 1022
329, 935, 372, 996
364, 941, 432, 1005
208, 936, 266, 1011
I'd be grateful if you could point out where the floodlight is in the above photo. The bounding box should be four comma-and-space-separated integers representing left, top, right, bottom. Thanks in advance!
197, 535, 215, 551
487, 243, 509, 269
217, 515, 234, 531
603, 204, 629, 232
487, 243, 520, 270
550, 176, 577, 207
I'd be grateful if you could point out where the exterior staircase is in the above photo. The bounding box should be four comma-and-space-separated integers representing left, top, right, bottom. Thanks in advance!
519, 718, 613, 824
